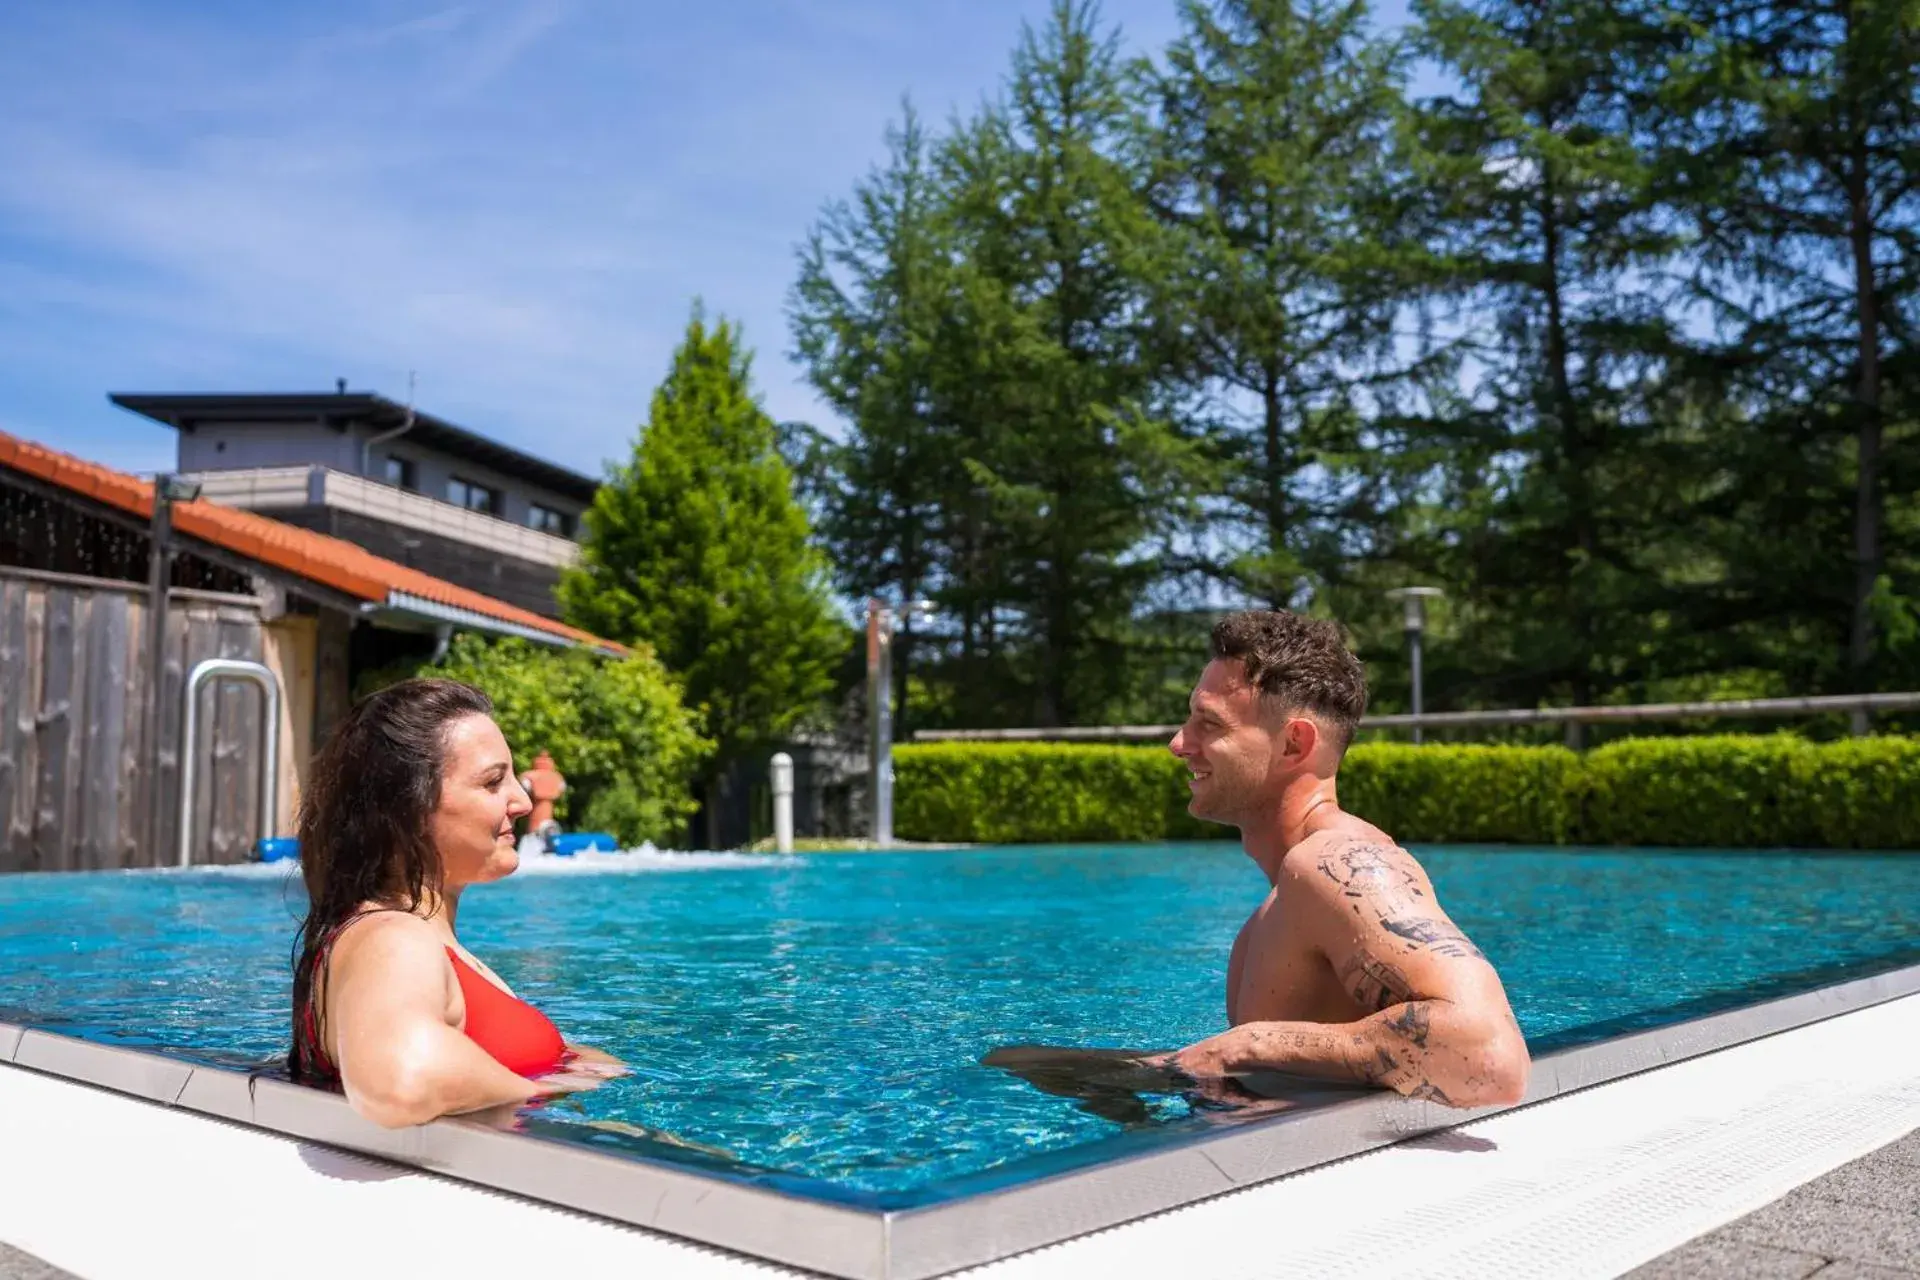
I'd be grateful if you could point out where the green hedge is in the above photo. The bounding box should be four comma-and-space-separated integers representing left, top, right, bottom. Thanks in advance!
891, 743, 1204, 844
892, 735, 1920, 849
1576, 735, 1920, 850
1339, 744, 1584, 844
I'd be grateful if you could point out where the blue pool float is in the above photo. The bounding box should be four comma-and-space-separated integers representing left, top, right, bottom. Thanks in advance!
546, 832, 619, 856
255, 837, 300, 863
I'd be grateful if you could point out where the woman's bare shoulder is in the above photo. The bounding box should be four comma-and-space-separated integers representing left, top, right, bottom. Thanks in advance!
329, 909, 444, 973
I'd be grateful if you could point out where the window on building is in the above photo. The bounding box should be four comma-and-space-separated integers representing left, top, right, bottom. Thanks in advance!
447, 476, 500, 516
527, 503, 574, 537
382, 455, 417, 491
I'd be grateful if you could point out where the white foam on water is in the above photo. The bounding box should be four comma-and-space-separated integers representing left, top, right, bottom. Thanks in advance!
123, 861, 303, 881
510, 847, 804, 875
105, 845, 801, 880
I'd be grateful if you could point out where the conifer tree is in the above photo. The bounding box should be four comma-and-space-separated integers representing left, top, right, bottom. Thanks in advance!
1665, 0, 1920, 691
939, 0, 1204, 725
560, 310, 844, 834
788, 103, 960, 735
1409, 0, 1683, 709
1149, 0, 1417, 610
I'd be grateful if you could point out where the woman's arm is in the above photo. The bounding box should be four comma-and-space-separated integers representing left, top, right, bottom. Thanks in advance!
325, 917, 550, 1128
563, 1042, 626, 1067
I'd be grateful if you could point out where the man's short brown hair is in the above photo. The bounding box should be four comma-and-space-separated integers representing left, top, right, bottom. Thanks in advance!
1210, 610, 1368, 749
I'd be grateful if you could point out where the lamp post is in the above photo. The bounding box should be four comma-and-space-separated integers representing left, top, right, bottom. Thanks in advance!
866, 596, 934, 846
1386, 586, 1444, 745
145, 473, 202, 854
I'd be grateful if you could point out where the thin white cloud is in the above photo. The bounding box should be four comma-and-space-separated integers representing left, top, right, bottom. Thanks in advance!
307, 6, 476, 53
430, 0, 570, 102
0, 0, 1186, 477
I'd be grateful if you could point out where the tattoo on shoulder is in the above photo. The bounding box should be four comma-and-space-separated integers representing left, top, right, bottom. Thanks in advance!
1315, 841, 1425, 901
1379, 914, 1485, 960
1340, 952, 1416, 1012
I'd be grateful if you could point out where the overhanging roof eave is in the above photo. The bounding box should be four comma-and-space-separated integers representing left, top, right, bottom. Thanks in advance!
107, 392, 601, 504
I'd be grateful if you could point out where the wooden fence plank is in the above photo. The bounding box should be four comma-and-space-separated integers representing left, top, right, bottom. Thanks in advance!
78, 593, 129, 871
119, 591, 151, 867
64, 592, 92, 870
7, 585, 45, 871
32, 588, 80, 872
150, 605, 192, 869
0, 581, 29, 872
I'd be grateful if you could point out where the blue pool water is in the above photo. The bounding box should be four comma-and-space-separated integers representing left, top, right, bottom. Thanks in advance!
2, 844, 1918, 1204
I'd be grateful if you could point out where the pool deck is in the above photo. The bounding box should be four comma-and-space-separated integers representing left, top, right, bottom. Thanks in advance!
1627, 1128, 1920, 1278
2, 992, 1917, 1279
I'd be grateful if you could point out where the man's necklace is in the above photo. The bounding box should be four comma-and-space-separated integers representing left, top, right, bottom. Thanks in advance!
1297, 792, 1337, 835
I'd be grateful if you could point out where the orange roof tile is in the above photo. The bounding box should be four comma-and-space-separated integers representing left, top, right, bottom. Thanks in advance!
0, 429, 623, 654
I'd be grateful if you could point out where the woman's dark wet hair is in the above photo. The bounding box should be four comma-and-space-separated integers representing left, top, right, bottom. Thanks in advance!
289, 677, 494, 1080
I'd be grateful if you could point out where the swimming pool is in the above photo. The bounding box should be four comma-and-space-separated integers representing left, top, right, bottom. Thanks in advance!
3, 843, 1918, 1208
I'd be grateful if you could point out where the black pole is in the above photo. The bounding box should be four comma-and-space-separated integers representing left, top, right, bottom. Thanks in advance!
1408, 626, 1424, 745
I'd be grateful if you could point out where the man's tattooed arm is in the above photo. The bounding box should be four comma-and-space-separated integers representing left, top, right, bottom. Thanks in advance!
1297, 836, 1529, 1106
1338, 951, 1416, 1013
1172, 836, 1529, 1105
1378, 914, 1485, 960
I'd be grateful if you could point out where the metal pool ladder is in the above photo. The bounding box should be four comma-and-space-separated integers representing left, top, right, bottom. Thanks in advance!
176, 658, 282, 868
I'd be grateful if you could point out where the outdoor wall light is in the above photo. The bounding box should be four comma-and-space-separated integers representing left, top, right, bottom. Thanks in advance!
155, 474, 203, 503
1386, 586, 1445, 743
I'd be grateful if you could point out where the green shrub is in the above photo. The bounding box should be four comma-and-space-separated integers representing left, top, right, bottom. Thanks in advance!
1574, 736, 1817, 848
1341, 744, 1582, 844
1786, 736, 1920, 850
893, 743, 1201, 843
894, 736, 1920, 849
430, 635, 713, 847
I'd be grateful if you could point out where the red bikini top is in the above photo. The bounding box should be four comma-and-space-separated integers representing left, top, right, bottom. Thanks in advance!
443, 947, 569, 1078
300, 933, 569, 1081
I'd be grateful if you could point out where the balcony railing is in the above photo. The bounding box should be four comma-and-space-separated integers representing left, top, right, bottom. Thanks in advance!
182, 466, 581, 569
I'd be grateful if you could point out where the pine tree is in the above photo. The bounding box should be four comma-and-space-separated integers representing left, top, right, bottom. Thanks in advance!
1664, 0, 1920, 692
788, 102, 961, 736
559, 310, 844, 832
1148, 0, 1419, 610
940, 0, 1205, 725
1409, 0, 1686, 710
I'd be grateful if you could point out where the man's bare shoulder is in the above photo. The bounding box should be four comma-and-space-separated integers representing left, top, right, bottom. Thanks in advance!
1281, 826, 1435, 906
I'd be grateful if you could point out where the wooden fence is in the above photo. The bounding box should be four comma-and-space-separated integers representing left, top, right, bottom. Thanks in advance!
0, 567, 269, 872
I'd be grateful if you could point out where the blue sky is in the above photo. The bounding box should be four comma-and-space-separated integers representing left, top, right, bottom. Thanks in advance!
0, 0, 1411, 481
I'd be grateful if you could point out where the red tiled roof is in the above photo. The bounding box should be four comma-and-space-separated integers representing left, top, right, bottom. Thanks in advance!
0, 429, 623, 654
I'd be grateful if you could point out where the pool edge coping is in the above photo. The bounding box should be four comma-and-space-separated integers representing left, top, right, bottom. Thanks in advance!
0, 961, 1915, 1280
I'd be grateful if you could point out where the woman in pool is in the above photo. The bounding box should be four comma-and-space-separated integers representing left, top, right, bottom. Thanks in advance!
290, 677, 622, 1127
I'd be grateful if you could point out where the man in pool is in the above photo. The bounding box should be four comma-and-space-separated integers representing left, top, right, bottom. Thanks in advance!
1150, 609, 1531, 1109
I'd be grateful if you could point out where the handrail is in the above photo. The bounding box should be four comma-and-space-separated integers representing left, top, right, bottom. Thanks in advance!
910, 690, 1920, 743
177, 658, 282, 867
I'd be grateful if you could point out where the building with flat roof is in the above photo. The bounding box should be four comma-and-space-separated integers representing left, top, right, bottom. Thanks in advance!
110, 386, 599, 620
0, 425, 619, 871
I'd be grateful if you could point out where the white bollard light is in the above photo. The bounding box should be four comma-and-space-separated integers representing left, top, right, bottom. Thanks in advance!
770, 752, 794, 854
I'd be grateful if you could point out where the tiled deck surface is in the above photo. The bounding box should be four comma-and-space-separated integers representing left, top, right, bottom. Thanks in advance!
1, 1139, 1913, 1279
0, 1245, 74, 1280
1628, 1127, 1920, 1279
2, 992, 1917, 1279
